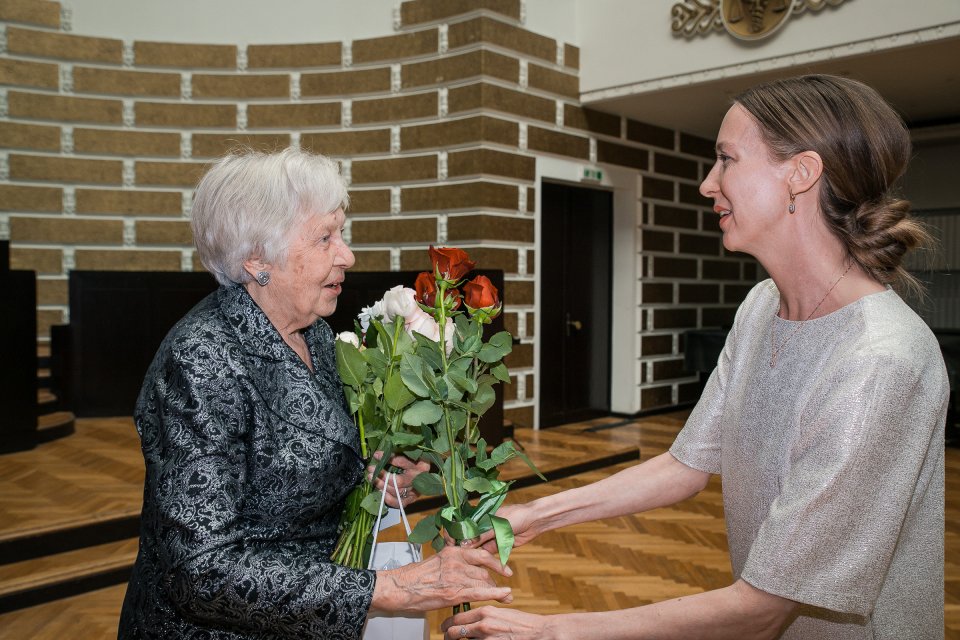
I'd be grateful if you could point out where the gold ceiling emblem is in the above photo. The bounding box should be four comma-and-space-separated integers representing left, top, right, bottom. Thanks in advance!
672, 0, 849, 40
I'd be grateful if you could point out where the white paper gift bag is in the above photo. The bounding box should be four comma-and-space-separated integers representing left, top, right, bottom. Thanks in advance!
362, 474, 429, 640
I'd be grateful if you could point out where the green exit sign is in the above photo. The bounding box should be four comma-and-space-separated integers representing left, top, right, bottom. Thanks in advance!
582, 167, 603, 181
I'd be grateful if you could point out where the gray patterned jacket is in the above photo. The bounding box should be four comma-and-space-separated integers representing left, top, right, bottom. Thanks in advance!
118, 284, 375, 639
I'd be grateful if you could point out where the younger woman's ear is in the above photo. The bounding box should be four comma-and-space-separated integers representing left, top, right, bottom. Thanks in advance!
788, 150, 823, 195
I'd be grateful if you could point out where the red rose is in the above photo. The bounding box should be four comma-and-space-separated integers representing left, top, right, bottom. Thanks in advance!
414, 271, 437, 306
428, 246, 475, 282
463, 275, 499, 310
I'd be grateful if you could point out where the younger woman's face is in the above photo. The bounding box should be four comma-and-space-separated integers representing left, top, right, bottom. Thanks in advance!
699, 104, 793, 259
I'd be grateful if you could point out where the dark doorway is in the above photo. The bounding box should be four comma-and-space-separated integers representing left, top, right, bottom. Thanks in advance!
539, 182, 613, 427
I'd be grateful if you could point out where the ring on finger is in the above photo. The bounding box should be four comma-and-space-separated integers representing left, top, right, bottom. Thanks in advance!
460, 626, 468, 638
399, 488, 409, 499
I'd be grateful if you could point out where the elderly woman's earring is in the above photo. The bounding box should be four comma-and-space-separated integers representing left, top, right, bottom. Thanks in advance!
788, 192, 797, 214
255, 271, 271, 286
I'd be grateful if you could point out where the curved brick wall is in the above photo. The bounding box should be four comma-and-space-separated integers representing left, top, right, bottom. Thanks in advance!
1, 0, 757, 422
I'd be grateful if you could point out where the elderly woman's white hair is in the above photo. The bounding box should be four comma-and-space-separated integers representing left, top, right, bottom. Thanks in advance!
191, 146, 349, 286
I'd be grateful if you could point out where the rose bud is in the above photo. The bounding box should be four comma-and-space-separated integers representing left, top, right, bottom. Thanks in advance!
414, 271, 437, 307
428, 246, 475, 283
463, 275, 502, 323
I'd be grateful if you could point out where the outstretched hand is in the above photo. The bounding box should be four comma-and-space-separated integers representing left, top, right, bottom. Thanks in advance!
442, 606, 552, 640
368, 452, 430, 508
373, 546, 514, 614
473, 503, 540, 555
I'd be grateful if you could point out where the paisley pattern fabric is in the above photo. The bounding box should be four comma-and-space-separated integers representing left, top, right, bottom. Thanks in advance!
118, 284, 375, 639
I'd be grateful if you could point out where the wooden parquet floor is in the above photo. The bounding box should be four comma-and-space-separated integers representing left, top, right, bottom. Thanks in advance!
0, 411, 956, 639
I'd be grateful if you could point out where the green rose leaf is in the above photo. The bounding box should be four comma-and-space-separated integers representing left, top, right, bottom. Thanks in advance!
362, 347, 389, 380
343, 386, 361, 414
445, 518, 480, 542
448, 369, 478, 394
460, 334, 482, 355
489, 362, 511, 384
477, 332, 512, 363
408, 514, 441, 544
489, 331, 513, 353
471, 383, 496, 415
384, 372, 415, 411
412, 472, 445, 496
335, 340, 367, 388
360, 490, 386, 516
402, 399, 443, 426
463, 476, 494, 493
391, 431, 423, 447
490, 515, 515, 566
400, 354, 431, 397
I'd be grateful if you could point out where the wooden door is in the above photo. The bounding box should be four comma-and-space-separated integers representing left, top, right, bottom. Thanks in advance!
539, 182, 613, 427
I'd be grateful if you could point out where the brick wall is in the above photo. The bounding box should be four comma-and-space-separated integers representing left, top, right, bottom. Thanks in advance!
0, 0, 757, 426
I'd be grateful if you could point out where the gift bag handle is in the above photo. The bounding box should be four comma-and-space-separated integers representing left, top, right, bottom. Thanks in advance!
368, 473, 422, 569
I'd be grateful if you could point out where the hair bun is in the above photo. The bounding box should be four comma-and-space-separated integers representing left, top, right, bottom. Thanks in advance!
846, 197, 929, 287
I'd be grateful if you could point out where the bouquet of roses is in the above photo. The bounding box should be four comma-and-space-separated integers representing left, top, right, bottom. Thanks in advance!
331, 247, 542, 577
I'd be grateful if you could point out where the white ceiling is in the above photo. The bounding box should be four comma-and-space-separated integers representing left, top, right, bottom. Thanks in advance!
584, 36, 960, 140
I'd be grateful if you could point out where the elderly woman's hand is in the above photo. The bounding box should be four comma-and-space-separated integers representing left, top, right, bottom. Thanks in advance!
368, 452, 430, 508
371, 546, 513, 614
442, 606, 554, 640
367, 451, 430, 508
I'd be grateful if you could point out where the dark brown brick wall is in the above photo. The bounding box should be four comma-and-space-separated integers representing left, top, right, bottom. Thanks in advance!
73, 129, 182, 157
0, 122, 60, 151
10, 154, 122, 184
352, 156, 437, 184
135, 41, 236, 68
0, 0, 61, 27
247, 42, 341, 68
301, 68, 391, 97
0, 185, 61, 212
9, 91, 123, 125
401, 0, 521, 26
301, 130, 391, 157
247, 103, 340, 128
6, 26, 122, 64
136, 102, 237, 128
0, 5, 756, 417
401, 116, 518, 150
352, 29, 439, 64
191, 74, 291, 99
0, 58, 59, 90
72, 67, 181, 97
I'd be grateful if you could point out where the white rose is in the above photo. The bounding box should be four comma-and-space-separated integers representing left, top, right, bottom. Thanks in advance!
358, 300, 383, 332
380, 285, 419, 322
336, 331, 360, 348
406, 309, 454, 355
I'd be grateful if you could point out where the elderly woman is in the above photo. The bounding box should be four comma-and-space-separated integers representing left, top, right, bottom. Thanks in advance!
446, 75, 947, 639
118, 147, 512, 639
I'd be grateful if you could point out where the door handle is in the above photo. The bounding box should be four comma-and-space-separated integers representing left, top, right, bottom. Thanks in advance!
565, 314, 583, 336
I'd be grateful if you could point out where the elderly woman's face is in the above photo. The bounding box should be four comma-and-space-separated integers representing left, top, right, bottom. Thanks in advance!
699, 104, 792, 257
270, 208, 354, 324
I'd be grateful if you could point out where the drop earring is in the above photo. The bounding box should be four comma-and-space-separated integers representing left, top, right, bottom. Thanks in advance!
255, 271, 271, 286
788, 192, 797, 214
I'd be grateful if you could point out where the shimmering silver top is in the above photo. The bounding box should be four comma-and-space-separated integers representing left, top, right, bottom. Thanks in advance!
672, 280, 947, 639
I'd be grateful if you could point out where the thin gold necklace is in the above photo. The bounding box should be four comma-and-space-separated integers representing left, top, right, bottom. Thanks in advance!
770, 262, 854, 368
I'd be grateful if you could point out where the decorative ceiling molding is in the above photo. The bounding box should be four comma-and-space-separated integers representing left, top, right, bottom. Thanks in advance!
672, 0, 849, 40
584, 21, 960, 103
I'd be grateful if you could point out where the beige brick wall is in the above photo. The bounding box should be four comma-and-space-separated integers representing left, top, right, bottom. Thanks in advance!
1, 0, 755, 423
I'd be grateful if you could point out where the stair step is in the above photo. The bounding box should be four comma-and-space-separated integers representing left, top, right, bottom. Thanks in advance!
36, 411, 75, 444
37, 390, 56, 406
0, 538, 137, 614
0, 512, 139, 567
